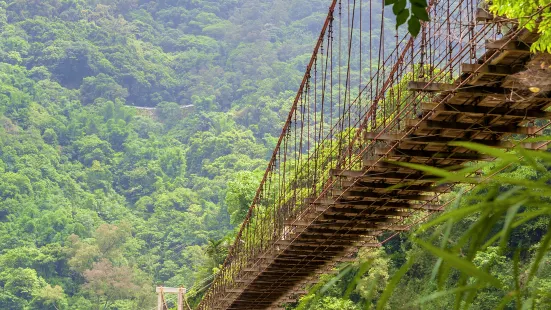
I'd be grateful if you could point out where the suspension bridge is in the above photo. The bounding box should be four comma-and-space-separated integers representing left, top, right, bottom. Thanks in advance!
196, 0, 551, 308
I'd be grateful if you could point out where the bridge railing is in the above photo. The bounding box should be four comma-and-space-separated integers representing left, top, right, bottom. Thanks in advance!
197, 0, 508, 307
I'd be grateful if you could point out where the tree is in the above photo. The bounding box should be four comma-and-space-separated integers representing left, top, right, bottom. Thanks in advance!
156, 101, 182, 127
72, 135, 113, 166
67, 235, 101, 273
225, 170, 262, 226
355, 248, 390, 304
0, 268, 44, 301
301, 297, 359, 310
33, 284, 67, 310
82, 259, 139, 309
205, 238, 229, 269
42, 128, 58, 145
0, 171, 33, 199
94, 222, 131, 258
80, 74, 128, 105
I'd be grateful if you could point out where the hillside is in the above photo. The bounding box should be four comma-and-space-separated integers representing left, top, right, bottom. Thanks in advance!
3, 0, 551, 309
0, 0, 329, 308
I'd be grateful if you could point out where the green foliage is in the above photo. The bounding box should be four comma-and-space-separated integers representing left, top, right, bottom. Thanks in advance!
4, 0, 547, 308
225, 170, 263, 226
488, 0, 551, 52
385, 0, 429, 36
33, 284, 68, 310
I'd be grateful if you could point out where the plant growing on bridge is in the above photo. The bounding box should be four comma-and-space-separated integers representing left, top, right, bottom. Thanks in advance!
488, 0, 551, 52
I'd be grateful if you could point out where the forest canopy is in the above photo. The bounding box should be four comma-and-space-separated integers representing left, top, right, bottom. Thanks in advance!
0, 0, 329, 308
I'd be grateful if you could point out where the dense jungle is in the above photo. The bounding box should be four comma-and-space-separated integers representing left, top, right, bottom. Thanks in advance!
0, 0, 550, 309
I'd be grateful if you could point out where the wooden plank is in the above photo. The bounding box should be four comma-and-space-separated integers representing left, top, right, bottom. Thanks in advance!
284, 220, 312, 226
367, 133, 547, 150
295, 222, 373, 234
252, 270, 321, 276
296, 234, 372, 242
280, 249, 348, 256
422, 102, 551, 119
309, 199, 442, 209
300, 223, 405, 232
273, 257, 339, 264
461, 63, 523, 76
361, 160, 463, 172
323, 204, 439, 215
407, 82, 510, 95
339, 181, 451, 192
362, 159, 418, 170
406, 119, 543, 135
333, 190, 436, 201
335, 203, 442, 212
304, 223, 385, 231
304, 227, 384, 235
486, 40, 531, 53
331, 168, 433, 180
366, 133, 535, 149
407, 81, 456, 92
325, 207, 434, 215
375, 147, 491, 161
287, 244, 347, 251
225, 289, 245, 293
156, 287, 186, 294
475, 8, 494, 21
282, 241, 354, 248
364, 132, 405, 140
265, 262, 324, 271
272, 257, 334, 263
320, 211, 411, 220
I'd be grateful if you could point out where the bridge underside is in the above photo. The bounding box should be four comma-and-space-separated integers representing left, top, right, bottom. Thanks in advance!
213, 27, 551, 309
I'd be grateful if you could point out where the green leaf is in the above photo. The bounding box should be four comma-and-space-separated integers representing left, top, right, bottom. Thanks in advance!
521, 135, 551, 143
411, 3, 430, 21
319, 264, 353, 294
449, 141, 517, 161
492, 177, 551, 191
414, 239, 503, 288
517, 147, 548, 173
393, 0, 407, 16
376, 255, 416, 310
384, 0, 397, 5
499, 200, 524, 249
410, 0, 428, 7
527, 218, 551, 282
516, 147, 551, 163
418, 203, 487, 231
344, 260, 371, 298
391, 161, 455, 179
408, 17, 421, 36
408, 284, 483, 305
430, 257, 443, 282
511, 249, 521, 309
496, 292, 518, 310
481, 208, 551, 249
396, 8, 410, 28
